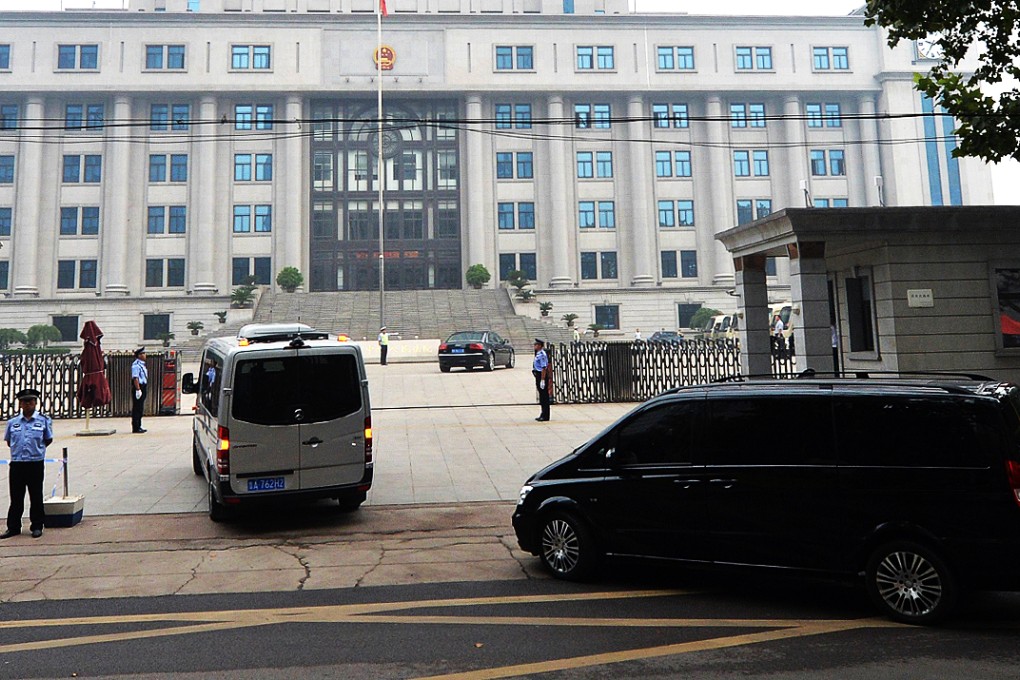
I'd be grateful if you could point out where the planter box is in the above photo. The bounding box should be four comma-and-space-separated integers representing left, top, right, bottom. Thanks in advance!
43, 495, 85, 527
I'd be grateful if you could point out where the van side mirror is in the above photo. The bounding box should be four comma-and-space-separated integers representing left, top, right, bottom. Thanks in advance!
181, 372, 196, 394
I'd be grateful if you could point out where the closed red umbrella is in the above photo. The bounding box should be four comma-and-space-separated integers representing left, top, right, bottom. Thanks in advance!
76, 320, 112, 409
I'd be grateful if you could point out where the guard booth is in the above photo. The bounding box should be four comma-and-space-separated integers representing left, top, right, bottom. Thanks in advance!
103, 350, 181, 417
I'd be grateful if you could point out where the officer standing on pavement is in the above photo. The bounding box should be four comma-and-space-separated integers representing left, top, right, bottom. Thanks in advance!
131, 347, 148, 434
378, 326, 389, 366
2, 388, 53, 539
532, 338, 551, 422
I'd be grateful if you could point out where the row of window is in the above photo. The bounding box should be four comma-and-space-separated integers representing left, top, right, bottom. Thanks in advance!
492, 43, 851, 73
496, 249, 699, 284
39, 256, 268, 290
2, 43, 271, 73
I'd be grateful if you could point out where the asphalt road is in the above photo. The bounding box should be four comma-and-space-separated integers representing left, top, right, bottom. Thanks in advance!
3, 571, 1019, 679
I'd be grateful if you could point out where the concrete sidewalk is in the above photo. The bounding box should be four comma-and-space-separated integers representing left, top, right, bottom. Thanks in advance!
0, 363, 637, 602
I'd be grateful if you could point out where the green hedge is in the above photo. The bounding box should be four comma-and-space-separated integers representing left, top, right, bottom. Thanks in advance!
0, 348, 73, 356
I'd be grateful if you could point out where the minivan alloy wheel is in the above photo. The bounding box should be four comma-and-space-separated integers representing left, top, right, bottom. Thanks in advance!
866, 541, 956, 624
539, 512, 596, 580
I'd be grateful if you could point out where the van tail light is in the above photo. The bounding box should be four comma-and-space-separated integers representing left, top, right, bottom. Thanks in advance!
364, 416, 373, 465
216, 426, 230, 475
468, 343, 485, 351
1007, 460, 1020, 507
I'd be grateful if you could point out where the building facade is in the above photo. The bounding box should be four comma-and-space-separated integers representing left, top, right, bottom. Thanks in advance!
0, 0, 995, 346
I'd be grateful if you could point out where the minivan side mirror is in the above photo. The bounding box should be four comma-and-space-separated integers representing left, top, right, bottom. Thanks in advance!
181, 372, 196, 394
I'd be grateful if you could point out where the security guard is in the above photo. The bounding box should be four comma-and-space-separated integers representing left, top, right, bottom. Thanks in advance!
131, 347, 148, 433
2, 388, 53, 539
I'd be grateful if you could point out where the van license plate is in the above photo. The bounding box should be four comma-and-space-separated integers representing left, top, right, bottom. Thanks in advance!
248, 477, 285, 492
451, 348, 465, 353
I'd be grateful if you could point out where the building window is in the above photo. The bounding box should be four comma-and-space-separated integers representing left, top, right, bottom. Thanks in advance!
498, 202, 515, 229
652, 102, 689, 129
232, 205, 272, 233
149, 154, 187, 182
578, 202, 595, 229
594, 304, 620, 329
597, 201, 615, 229
495, 45, 533, 71
142, 314, 170, 341
0, 155, 13, 184
655, 151, 672, 178
813, 46, 849, 71
145, 44, 186, 70
578, 201, 615, 229
518, 202, 535, 229
0, 207, 10, 236
595, 151, 613, 178
753, 150, 770, 176
657, 45, 695, 70
0, 261, 7, 289
993, 267, 1020, 351
498, 253, 537, 281
233, 205, 251, 233
813, 198, 849, 208
146, 258, 186, 288
657, 200, 674, 227
52, 315, 79, 342
574, 103, 611, 129
733, 150, 769, 178
57, 44, 99, 70
59, 206, 100, 236
733, 151, 750, 177
806, 102, 842, 128
575, 45, 614, 71
0, 104, 17, 130
62, 155, 102, 184
64, 103, 104, 131
810, 149, 846, 176
232, 257, 271, 285
234, 103, 274, 130
150, 103, 190, 131
577, 152, 594, 178
56, 259, 97, 289
231, 45, 271, 70
680, 250, 698, 278
846, 272, 876, 353
677, 200, 694, 226
730, 102, 766, 128
234, 153, 273, 182
494, 103, 532, 129
661, 251, 678, 278
736, 198, 772, 225
147, 206, 187, 234
495, 152, 532, 180
736, 45, 772, 70
674, 150, 692, 177
0, 45, 9, 70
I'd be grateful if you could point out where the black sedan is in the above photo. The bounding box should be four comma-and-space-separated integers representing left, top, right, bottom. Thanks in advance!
648, 330, 684, 344
438, 331, 515, 372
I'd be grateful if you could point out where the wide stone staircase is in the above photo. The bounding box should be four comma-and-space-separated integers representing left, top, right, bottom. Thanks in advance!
249, 289, 574, 350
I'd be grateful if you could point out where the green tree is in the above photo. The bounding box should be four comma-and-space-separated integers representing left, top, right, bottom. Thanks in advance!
276, 266, 304, 292
0, 328, 28, 350
26, 324, 62, 348
689, 307, 721, 331
865, 0, 1020, 161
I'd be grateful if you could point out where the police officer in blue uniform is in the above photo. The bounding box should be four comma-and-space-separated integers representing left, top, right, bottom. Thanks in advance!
131, 347, 148, 434
532, 338, 551, 422
2, 388, 53, 539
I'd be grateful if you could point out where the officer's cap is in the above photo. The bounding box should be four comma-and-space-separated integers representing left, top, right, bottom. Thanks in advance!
134, 347, 146, 357
533, 338, 545, 346
16, 388, 40, 401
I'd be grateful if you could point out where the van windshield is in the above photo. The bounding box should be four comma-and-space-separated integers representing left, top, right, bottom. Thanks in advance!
232, 353, 362, 426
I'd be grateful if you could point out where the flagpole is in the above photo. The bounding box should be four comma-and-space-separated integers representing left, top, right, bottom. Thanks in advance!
377, 1, 385, 333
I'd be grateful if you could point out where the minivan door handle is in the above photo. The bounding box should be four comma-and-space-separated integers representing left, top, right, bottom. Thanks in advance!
673, 479, 702, 489
303, 437, 323, 447
709, 478, 736, 489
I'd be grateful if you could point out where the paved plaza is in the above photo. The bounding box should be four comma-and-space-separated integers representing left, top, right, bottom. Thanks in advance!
11, 362, 634, 516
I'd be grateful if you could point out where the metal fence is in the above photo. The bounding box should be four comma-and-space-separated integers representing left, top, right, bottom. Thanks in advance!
550, 339, 743, 404
0, 351, 180, 419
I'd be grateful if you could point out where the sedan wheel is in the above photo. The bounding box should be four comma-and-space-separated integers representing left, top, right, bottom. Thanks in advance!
865, 541, 957, 624
484, 351, 494, 372
505, 351, 515, 369
539, 511, 597, 581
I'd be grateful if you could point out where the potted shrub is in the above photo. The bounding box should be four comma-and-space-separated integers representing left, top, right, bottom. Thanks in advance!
26, 324, 62, 348
230, 284, 256, 308
465, 264, 491, 289
157, 332, 175, 348
0, 328, 28, 350
276, 266, 304, 293
561, 313, 579, 328
186, 320, 204, 336
587, 323, 604, 338
518, 289, 536, 302
214, 311, 228, 324
539, 301, 553, 317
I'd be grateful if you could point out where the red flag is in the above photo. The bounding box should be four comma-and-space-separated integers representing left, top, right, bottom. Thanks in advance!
379, 0, 388, 15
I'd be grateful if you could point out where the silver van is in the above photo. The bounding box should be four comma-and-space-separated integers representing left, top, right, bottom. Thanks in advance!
181, 323, 372, 521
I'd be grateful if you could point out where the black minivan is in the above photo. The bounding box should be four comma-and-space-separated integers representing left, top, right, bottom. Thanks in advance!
512, 376, 1020, 624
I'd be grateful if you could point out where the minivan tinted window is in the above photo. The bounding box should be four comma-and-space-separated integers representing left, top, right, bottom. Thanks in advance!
705, 395, 834, 465
615, 400, 698, 466
232, 353, 362, 426
835, 395, 995, 468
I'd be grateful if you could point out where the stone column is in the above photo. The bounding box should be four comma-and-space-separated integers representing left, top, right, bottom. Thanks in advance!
859, 95, 882, 206
734, 254, 771, 376
706, 96, 733, 286
547, 95, 573, 288
464, 95, 487, 279
626, 95, 654, 286
101, 95, 132, 295
12, 97, 44, 297
691, 98, 716, 284
783, 95, 809, 209
788, 241, 834, 374
281, 95, 305, 286
189, 96, 218, 294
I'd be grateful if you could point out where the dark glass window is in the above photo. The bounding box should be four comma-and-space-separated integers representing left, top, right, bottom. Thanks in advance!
232, 354, 362, 426
614, 401, 699, 466
846, 274, 875, 352
143, 313, 170, 340
594, 304, 619, 329
52, 315, 79, 342
253, 257, 271, 285
705, 396, 835, 465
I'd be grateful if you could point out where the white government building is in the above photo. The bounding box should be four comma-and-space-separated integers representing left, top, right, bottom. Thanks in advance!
0, 0, 995, 346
